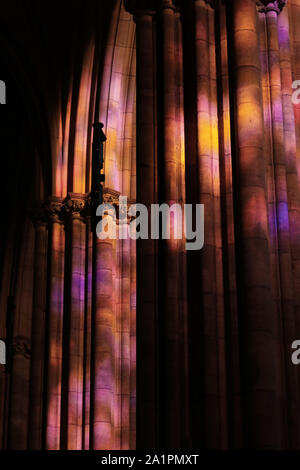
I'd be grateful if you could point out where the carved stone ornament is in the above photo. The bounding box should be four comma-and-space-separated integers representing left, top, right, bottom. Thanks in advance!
256, 0, 287, 13
47, 197, 64, 223
62, 193, 88, 220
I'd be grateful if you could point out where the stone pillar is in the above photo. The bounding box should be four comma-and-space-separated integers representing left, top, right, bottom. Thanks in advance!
278, 3, 300, 447
216, 0, 243, 448
92, 209, 114, 450
175, 5, 190, 448
159, 0, 182, 449
130, 238, 136, 450
8, 336, 31, 449
84, 217, 93, 449
289, 0, 300, 183
208, 1, 229, 448
45, 197, 65, 450
64, 195, 86, 449
257, 0, 287, 445
28, 211, 48, 449
258, 0, 299, 448
193, 0, 223, 448
120, 230, 131, 449
125, 0, 188, 448
7, 220, 35, 449
125, 0, 159, 449
231, 0, 283, 448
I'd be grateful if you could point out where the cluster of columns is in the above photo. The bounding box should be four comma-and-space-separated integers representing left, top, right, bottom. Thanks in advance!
230, 0, 300, 448
125, 0, 190, 449
0, 190, 136, 450
125, 0, 228, 449
125, 0, 300, 449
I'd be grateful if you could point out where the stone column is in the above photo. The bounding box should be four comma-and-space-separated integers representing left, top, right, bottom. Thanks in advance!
231, 0, 283, 448
258, 0, 299, 448
125, 0, 159, 449
64, 195, 87, 449
92, 208, 115, 450
45, 197, 65, 450
120, 229, 131, 449
216, 0, 243, 448
175, 5, 190, 447
7, 220, 35, 449
130, 238, 136, 450
289, 0, 300, 183
84, 216, 93, 449
193, 0, 222, 448
278, 2, 300, 447
159, 0, 182, 449
28, 210, 48, 449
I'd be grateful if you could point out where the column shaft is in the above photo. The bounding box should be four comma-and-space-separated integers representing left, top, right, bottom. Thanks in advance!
231, 0, 283, 448
217, 0, 243, 448
278, 4, 300, 447
92, 230, 114, 449
45, 203, 65, 449
28, 220, 48, 449
160, 0, 182, 448
194, 0, 220, 448
135, 10, 159, 449
130, 238, 136, 450
67, 212, 86, 449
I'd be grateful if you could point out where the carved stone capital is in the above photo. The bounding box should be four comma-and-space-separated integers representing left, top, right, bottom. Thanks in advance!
256, 0, 287, 13
47, 197, 64, 224
103, 188, 122, 207
62, 193, 88, 220
12, 336, 31, 360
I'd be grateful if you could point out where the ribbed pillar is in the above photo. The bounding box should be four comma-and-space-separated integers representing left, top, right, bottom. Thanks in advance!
209, 1, 228, 448
120, 231, 131, 449
133, 5, 159, 449
92, 215, 114, 450
45, 198, 65, 450
278, 3, 300, 447
259, 0, 298, 447
28, 215, 48, 449
231, 0, 282, 448
8, 221, 35, 449
175, 7, 190, 447
84, 218, 93, 449
217, 0, 243, 448
159, 0, 182, 448
65, 196, 86, 449
112, 230, 119, 450
289, 0, 300, 183
257, 3, 287, 445
129, 238, 136, 450
194, 0, 220, 448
